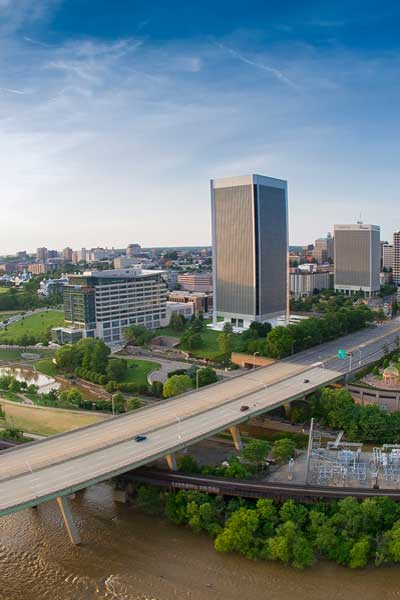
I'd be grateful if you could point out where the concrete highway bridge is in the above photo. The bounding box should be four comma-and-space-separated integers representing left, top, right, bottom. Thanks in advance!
1, 319, 400, 544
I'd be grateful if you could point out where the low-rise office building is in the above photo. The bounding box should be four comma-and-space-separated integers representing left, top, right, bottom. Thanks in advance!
53, 267, 168, 344
168, 290, 213, 315
290, 267, 333, 298
177, 272, 213, 292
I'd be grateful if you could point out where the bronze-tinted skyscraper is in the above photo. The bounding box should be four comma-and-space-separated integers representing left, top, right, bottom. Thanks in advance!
211, 174, 288, 329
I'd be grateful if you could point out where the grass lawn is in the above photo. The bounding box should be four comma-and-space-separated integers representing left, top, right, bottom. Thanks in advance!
0, 287, 10, 294
154, 324, 241, 361
0, 400, 107, 436
122, 358, 161, 386
0, 310, 65, 341
34, 358, 58, 377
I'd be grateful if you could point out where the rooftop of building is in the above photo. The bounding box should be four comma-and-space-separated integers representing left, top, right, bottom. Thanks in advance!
78, 267, 166, 279
211, 174, 287, 190
334, 223, 380, 232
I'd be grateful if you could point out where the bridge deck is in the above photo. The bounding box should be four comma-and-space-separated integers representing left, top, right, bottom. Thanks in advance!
0, 365, 341, 516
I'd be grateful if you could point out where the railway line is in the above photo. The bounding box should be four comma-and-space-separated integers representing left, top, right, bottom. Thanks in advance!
126, 468, 400, 501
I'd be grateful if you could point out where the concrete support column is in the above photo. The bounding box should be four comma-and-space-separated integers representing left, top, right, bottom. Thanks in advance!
230, 425, 243, 452
166, 453, 177, 471
283, 403, 291, 418
56, 496, 81, 545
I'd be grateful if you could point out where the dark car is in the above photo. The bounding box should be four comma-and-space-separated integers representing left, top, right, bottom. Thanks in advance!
134, 434, 147, 442
240, 405, 250, 412
303, 379, 310, 384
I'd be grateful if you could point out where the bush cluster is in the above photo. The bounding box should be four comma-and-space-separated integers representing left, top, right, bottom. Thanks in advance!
136, 486, 400, 569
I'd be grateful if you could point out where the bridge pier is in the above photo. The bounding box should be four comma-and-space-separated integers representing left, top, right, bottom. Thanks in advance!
56, 496, 81, 545
229, 425, 243, 451
165, 453, 177, 471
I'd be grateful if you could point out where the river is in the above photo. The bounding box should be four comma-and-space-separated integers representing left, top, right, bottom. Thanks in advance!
1, 482, 400, 600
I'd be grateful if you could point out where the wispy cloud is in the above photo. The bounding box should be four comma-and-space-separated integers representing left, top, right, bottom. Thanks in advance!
217, 43, 300, 90
0, 87, 26, 94
1, 14, 400, 251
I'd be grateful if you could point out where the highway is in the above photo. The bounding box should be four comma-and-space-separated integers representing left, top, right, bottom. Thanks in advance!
0, 365, 341, 515
0, 318, 399, 518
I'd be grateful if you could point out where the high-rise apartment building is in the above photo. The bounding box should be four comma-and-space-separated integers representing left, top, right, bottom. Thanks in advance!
36, 247, 48, 261
382, 244, 394, 270
127, 244, 141, 259
334, 224, 380, 296
56, 267, 168, 344
63, 247, 73, 262
394, 232, 400, 285
211, 174, 288, 329
312, 233, 334, 264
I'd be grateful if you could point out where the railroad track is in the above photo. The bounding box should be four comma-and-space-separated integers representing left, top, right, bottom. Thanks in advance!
125, 468, 400, 501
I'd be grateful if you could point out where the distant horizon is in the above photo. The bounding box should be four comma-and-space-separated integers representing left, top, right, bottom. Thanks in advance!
1, 1, 400, 252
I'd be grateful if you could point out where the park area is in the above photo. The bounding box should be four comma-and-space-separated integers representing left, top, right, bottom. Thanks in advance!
123, 358, 161, 386
154, 322, 240, 361
0, 310, 65, 343
0, 399, 107, 436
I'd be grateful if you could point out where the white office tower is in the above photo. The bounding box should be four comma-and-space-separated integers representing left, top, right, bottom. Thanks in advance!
211, 174, 288, 330
334, 223, 380, 297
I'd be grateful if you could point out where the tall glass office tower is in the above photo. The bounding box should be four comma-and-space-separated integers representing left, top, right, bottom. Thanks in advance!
334, 224, 380, 297
211, 174, 288, 329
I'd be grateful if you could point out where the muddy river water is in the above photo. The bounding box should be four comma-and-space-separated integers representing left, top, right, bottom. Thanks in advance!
2, 482, 400, 600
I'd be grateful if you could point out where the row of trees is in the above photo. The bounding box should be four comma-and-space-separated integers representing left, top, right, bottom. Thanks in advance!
136, 487, 400, 569
256, 305, 375, 359
290, 387, 400, 445
0, 279, 61, 312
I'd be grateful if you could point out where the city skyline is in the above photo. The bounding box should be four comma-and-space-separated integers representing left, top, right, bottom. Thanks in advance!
2, 1, 400, 252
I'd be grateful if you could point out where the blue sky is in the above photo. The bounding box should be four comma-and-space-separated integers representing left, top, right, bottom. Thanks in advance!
1, 1, 400, 252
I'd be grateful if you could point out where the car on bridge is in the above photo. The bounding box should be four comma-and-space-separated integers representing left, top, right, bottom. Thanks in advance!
134, 435, 147, 442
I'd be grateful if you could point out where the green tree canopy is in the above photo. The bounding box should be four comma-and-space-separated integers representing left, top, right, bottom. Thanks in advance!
163, 374, 193, 398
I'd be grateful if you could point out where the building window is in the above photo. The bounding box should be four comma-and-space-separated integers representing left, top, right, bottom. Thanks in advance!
238, 319, 244, 328
231, 318, 237, 326
103, 322, 110, 329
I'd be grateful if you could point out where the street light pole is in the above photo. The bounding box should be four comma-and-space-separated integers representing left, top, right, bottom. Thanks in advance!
110, 393, 115, 417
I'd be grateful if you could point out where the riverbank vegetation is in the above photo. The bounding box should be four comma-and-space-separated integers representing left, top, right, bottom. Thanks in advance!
135, 485, 400, 569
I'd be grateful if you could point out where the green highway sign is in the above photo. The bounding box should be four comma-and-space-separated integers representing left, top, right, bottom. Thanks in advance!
338, 349, 347, 359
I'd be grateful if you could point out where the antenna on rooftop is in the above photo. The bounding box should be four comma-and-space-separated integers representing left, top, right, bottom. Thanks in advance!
357, 212, 363, 225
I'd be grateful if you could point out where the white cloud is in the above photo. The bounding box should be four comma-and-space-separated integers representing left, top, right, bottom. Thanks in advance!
1, 29, 400, 252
